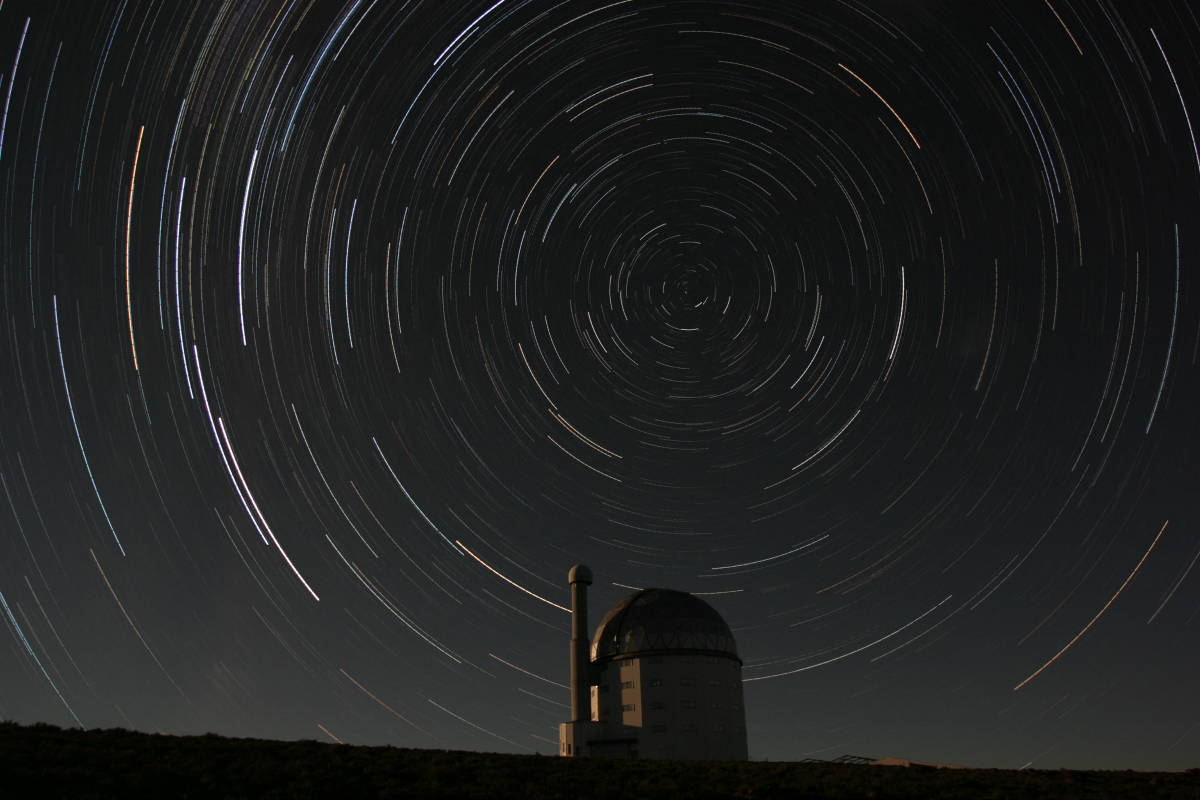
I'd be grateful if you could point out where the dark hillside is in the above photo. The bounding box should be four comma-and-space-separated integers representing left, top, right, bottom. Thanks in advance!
2, 721, 1197, 800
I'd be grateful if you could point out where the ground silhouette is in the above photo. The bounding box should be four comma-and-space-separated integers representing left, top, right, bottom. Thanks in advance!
3, 721, 1197, 799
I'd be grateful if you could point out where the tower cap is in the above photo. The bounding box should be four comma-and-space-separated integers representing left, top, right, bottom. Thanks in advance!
568, 564, 593, 585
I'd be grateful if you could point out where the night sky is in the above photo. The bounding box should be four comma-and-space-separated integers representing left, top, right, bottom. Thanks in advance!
1, 0, 1198, 771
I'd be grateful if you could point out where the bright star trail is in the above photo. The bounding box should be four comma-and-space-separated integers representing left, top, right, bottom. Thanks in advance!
0, 0, 1198, 770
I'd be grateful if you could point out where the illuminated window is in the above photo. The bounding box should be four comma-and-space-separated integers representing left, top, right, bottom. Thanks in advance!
622, 704, 636, 712
621, 681, 635, 689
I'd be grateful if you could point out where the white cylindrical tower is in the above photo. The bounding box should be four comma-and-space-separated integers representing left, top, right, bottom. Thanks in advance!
568, 564, 593, 723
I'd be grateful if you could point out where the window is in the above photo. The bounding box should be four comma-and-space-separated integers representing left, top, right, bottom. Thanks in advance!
622, 704, 636, 712
681, 700, 696, 709
732, 704, 741, 711
649, 678, 664, 687
651, 725, 667, 733
680, 678, 696, 686
710, 702, 722, 709
710, 680, 721, 687
622, 658, 637, 668
734, 726, 744, 734
707, 656, 721, 664
648, 702, 665, 710
682, 724, 699, 732
620, 681, 635, 689
713, 725, 725, 732
601, 707, 611, 716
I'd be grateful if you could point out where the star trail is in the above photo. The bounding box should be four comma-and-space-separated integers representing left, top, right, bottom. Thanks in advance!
0, 0, 1198, 770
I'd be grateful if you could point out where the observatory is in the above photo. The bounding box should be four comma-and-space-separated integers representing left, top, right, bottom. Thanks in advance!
558, 565, 748, 761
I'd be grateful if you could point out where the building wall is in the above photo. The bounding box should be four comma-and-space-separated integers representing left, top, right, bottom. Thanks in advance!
590, 653, 747, 761
559, 720, 638, 759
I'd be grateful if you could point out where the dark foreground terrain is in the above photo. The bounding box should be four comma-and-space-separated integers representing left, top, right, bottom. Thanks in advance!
3, 721, 1197, 799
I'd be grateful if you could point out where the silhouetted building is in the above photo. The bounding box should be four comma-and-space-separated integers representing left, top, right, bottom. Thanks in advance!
872, 756, 965, 769
558, 565, 748, 760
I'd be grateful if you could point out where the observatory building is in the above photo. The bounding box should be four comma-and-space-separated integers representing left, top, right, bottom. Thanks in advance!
558, 565, 748, 761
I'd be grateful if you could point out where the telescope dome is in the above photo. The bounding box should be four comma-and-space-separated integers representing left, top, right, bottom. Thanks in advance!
590, 588, 740, 662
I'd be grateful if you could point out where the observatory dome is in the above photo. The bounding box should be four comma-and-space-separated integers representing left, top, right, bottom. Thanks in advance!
590, 588, 740, 662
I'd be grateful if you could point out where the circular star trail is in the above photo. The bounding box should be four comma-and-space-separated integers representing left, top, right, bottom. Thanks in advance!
1, 0, 1198, 769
